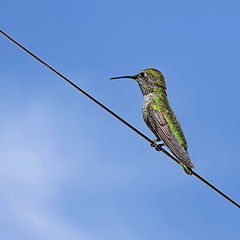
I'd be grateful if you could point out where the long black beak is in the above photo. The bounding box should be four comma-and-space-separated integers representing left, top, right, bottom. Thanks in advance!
110, 74, 137, 80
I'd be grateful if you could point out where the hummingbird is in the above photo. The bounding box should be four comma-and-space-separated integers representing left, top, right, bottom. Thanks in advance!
111, 68, 195, 175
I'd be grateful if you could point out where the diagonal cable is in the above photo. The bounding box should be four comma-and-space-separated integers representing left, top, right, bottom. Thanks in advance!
1, 29, 239, 209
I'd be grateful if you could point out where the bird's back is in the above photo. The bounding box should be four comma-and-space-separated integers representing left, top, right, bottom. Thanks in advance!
151, 91, 188, 152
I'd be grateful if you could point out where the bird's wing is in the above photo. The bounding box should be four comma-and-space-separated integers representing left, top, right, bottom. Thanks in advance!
147, 103, 194, 169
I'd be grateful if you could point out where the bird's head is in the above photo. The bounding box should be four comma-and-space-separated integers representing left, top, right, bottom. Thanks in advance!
111, 68, 166, 95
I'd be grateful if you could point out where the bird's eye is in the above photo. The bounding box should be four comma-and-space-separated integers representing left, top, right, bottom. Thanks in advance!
140, 72, 146, 78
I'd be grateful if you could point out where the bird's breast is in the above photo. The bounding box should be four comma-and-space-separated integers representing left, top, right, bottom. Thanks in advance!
142, 93, 156, 122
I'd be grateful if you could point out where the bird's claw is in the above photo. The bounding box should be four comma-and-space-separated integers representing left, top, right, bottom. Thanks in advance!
151, 139, 164, 151
155, 143, 164, 151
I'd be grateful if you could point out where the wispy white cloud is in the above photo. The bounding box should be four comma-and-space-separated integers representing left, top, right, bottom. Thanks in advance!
0, 98, 194, 240
0, 100, 96, 240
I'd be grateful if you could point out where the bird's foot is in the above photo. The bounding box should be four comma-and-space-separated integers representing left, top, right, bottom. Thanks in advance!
151, 139, 164, 151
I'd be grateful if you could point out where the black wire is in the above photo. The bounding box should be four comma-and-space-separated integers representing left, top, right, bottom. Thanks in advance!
1, 29, 239, 209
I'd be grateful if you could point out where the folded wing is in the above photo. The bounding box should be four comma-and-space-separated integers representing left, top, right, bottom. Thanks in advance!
147, 104, 195, 169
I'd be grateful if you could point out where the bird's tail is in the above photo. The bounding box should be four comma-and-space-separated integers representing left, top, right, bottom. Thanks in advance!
180, 163, 193, 175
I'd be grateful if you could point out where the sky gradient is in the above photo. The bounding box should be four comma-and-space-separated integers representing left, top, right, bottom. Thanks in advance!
1, 1, 240, 239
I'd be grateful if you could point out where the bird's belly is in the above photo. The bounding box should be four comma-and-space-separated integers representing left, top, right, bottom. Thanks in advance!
142, 93, 154, 124
142, 93, 159, 139
142, 101, 148, 124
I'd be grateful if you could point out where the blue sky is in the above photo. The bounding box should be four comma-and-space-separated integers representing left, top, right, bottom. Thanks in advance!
1, 0, 240, 239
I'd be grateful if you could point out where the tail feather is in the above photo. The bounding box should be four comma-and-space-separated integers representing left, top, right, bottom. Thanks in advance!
180, 163, 193, 175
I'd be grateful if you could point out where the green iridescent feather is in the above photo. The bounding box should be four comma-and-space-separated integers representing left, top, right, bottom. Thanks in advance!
151, 88, 188, 152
